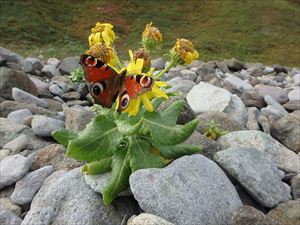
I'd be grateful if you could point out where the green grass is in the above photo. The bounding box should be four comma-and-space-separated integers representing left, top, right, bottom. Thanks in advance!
1, 0, 300, 66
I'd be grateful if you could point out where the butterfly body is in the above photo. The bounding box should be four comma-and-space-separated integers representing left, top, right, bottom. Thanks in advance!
80, 54, 154, 111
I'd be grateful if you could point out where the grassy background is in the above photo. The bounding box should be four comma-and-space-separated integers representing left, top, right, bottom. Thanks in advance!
1, 0, 300, 66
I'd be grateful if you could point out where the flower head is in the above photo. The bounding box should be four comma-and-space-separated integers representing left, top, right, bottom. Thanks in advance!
86, 42, 116, 66
116, 50, 168, 116
142, 22, 163, 52
133, 48, 151, 73
171, 38, 199, 64
88, 22, 116, 47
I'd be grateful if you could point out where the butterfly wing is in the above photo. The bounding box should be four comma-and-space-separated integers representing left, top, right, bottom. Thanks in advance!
80, 54, 121, 108
117, 75, 154, 112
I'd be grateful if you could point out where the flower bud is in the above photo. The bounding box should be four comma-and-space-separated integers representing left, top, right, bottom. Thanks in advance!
142, 22, 163, 52
170, 38, 199, 64
86, 42, 116, 65
133, 48, 151, 72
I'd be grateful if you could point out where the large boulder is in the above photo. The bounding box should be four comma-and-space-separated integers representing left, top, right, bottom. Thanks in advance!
129, 155, 242, 225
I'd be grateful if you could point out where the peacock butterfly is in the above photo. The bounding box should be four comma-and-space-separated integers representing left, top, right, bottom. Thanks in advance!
80, 54, 154, 112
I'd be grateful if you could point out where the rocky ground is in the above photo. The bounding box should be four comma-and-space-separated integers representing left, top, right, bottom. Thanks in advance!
0, 46, 299, 225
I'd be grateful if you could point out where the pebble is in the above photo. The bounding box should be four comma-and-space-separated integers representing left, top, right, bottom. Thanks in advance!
224, 58, 244, 71
288, 88, 300, 101
217, 130, 299, 173
263, 95, 288, 116
31, 115, 64, 137
21, 57, 43, 75
10, 166, 54, 205
214, 148, 291, 208
3, 134, 29, 154
254, 84, 288, 104
179, 69, 198, 81
58, 56, 80, 75
49, 83, 64, 96
63, 107, 94, 131
224, 75, 253, 92
40, 64, 61, 78
61, 91, 81, 101
28, 76, 49, 94
128, 213, 175, 225
167, 77, 196, 94
0, 155, 30, 190
293, 73, 300, 86
12, 87, 48, 108
7, 108, 32, 125
129, 155, 242, 225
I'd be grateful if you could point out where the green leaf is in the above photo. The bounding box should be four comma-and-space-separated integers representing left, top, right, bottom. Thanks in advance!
52, 129, 78, 147
67, 115, 123, 162
115, 113, 143, 135
157, 144, 202, 159
129, 137, 166, 172
161, 100, 185, 126
143, 112, 200, 145
102, 149, 131, 205
81, 157, 112, 175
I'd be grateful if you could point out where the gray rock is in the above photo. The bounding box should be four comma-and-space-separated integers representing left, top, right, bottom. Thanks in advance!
31, 115, 64, 137
186, 60, 204, 69
0, 155, 30, 190
0, 101, 54, 117
7, 108, 32, 125
61, 91, 81, 101
12, 87, 48, 108
22, 168, 138, 225
264, 95, 288, 116
167, 77, 196, 94
42, 98, 62, 112
63, 107, 94, 132
214, 148, 291, 208
266, 200, 300, 225
21, 57, 43, 75
40, 64, 61, 78
0, 198, 22, 217
257, 113, 271, 134
0, 210, 22, 225
28, 76, 49, 94
217, 130, 299, 173
270, 111, 300, 153
49, 83, 64, 96
224, 75, 253, 92
246, 107, 260, 130
216, 61, 230, 73
47, 58, 61, 67
129, 155, 242, 225
151, 58, 166, 70
288, 88, 300, 101
197, 111, 246, 134
10, 166, 54, 205
283, 100, 300, 111
3, 134, 29, 155
291, 174, 300, 199
179, 69, 198, 81
6, 61, 22, 71
195, 66, 215, 78
0, 118, 53, 150
264, 66, 274, 74
128, 213, 175, 225
84, 173, 132, 196
58, 56, 80, 75
224, 58, 244, 71
223, 94, 248, 126
272, 64, 287, 74
293, 73, 300, 86
0, 150, 11, 160
0, 67, 38, 100
241, 91, 266, 109
66, 100, 90, 107
254, 84, 288, 104
0, 47, 24, 65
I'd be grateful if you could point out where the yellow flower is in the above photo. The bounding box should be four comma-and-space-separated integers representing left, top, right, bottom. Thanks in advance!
116, 50, 168, 116
86, 42, 116, 66
142, 22, 163, 52
171, 38, 199, 64
88, 22, 115, 47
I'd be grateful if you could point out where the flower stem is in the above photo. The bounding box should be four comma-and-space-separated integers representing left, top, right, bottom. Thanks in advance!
154, 60, 175, 80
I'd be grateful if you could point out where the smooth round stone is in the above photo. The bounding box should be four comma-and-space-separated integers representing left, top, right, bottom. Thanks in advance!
0, 198, 22, 216
151, 57, 166, 70
21, 57, 43, 75
167, 77, 196, 94
254, 84, 288, 104
7, 108, 32, 125
3, 134, 29, 154
40, 64, 61, 78
293, 73, 300, 86
128, 213, 175, 225
224, 75, 253, 92
49, 83, 64, 96
0, 210, 22, 225
28, 76, 49, 94
58, 56, 80, 75
31, 115, 64, 137
12, 87, 48, 108
179, 69, 198, 81
288, 88, 300, 101
47, 57, 61, 67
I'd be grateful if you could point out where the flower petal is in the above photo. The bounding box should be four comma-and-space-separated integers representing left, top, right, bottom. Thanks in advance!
152, 85, 168, 99
102, 31, 111, 45
141, 93, 153, 112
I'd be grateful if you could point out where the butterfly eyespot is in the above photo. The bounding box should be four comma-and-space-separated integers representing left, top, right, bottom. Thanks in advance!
85, 56, 97, 67
140, 76, 152, 88
91, 82, 105, 96
120, 93, 130, 109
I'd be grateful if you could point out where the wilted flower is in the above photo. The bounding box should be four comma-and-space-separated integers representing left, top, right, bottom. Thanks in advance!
170, 38, 199, 64
142, 22, 163, 52
86, 42, 116, 66
133, 48, 151, 72
88, 22, 116, 47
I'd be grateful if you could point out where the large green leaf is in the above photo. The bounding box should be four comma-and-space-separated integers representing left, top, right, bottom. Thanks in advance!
81, 157, 112, 175
115, 113, 144, 135
157, 144, 202, 159
67, 115, 123, 162
102, 149, 131, 205
143, 112, 200, 145
52, 129, 78, 147
161, 100, 185, 126
129, 137, 166, 172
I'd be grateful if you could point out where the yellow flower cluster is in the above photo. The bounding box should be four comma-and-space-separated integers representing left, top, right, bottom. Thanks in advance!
88, 22, 115, 47
85, 42, 116, 66
142, 22, 163, 52
172, 38, 199, 64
